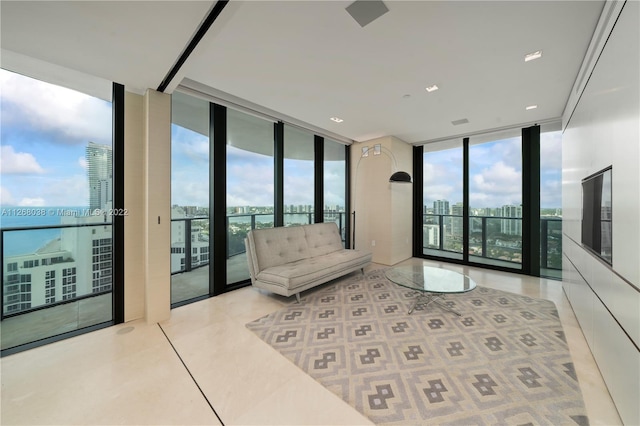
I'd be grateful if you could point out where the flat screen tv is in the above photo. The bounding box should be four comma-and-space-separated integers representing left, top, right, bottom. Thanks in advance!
581, 167, 612, 264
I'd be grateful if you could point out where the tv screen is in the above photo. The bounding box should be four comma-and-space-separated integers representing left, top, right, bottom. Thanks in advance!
581, 167, 612, 264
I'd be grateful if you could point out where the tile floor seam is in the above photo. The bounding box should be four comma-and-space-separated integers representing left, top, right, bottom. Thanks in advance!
157, 322, 226, 426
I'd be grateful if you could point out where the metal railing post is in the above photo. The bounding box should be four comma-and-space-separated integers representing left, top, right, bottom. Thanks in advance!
481, 217, 488, 258
439, 214, 444, 250
185, 219, 192, 272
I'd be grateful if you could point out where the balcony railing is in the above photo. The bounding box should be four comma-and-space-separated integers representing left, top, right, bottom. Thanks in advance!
422, 214, 561, 270
1, 222, 113, 320
171, 212, 346, 275
2, 212, 558, 321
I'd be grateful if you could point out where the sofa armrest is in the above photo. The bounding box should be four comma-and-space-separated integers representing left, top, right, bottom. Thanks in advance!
244, 236, 258, 284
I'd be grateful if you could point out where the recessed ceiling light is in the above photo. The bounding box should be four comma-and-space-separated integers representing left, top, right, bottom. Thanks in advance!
330, 117, 344, 123
524, 50, 543, 62
526, 105, 538, 110
425, 85, 439, 92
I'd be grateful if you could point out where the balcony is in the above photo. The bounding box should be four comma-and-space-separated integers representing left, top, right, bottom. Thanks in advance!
1, 222, 114, 352
422, 214, 561, 277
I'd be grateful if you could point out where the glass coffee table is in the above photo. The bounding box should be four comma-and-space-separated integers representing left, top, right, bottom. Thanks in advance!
385, 265, 477, 315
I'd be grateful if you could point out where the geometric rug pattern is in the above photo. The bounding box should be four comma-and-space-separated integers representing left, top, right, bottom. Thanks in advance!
246, 269, 589, 425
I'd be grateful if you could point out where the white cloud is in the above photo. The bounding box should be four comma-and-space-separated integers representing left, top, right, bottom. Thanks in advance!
4, 174, 89, 207
171, 180, 209, 207
18, 197, 46, 207
423, 159, 463, 205
45, 175, 89, 206
1, 186, 16, 205
227, 161, 275, 206
0, 145, 46, 174
78, 157, 88, 169
471, 161, 522, 206
0, 69, 112, 146
174, 138, 208, 164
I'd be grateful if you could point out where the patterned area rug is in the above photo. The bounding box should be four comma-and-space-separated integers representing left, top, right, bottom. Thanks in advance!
246, 269, 589, 425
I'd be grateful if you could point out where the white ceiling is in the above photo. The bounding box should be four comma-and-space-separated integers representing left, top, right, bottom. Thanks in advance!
1, 0, 604, 145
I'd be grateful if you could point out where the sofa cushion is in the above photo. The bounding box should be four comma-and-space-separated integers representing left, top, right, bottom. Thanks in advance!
303, 222, 344, 258
256, 249, 370, 291
250, 225, 310, 271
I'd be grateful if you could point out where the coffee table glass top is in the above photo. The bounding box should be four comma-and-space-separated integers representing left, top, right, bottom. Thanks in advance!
385, 265, 476, 294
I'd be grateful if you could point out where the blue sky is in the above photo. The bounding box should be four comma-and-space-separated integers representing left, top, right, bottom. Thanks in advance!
171, 124, 346, 209
424, 133, 562, 209
0, 69, 112, 208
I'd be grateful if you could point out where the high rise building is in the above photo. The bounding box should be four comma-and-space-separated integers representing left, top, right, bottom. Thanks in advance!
86, 142, 113, 211
433, 200, 450, 215
501, 204, 523, 235
423, 224, 440, 248
450, 202, 464, 237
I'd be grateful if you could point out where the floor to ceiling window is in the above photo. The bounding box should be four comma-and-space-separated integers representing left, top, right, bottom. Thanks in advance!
418, 125, 562, 278
170, 92, 210, 305
324, 138, 347, 244
1, 68, 116, 354
540, 127, 563, 278
468, 133, 523, 269
422, 141, 464, 260
283, 125, 314, 226
226, 108, 275, 285
169, 90, 348, 297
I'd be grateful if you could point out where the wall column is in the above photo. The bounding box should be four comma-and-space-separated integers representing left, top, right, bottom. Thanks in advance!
123, 91, 145, 321
350, 136, 412, 265
143, 89, 171, 323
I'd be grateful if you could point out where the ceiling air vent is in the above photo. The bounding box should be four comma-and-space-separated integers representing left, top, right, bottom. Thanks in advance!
451, 118, 469, 126
346, 0, 389, 28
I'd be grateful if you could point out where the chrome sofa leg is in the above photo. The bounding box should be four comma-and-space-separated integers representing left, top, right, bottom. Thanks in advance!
295, 293, 301, 303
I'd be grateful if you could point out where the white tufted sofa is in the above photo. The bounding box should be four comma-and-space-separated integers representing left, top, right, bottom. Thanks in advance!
245, 222, 372, 302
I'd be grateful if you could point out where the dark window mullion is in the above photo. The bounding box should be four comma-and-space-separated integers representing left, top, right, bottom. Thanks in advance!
112, 82, 125, 324
345, 145, 351, 249
463, 137, 470, 263
274, 122, 284, 227
314, 135, 324, 224
211, 103, 227, 295
522, 125, 541, 276
412, 146, 423, 257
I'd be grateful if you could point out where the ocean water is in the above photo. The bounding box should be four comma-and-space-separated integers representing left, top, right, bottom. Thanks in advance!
0, 207, 87, 257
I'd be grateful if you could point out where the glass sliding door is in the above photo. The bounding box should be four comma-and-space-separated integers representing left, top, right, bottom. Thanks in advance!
540, 128, 562, 278
422, 142, 464, 260
1, 69, 114, 352
468, 133, 523, 269
170, 92, 210, 304
324, 139, 347, 244
226, 109, 275, 285
283, 125, 314, 226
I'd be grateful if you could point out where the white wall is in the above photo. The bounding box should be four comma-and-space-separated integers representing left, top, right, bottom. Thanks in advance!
124, 91, 145, 321
351, 136, 413, 265
143, 90, 172, 324
562, 2, 639, 424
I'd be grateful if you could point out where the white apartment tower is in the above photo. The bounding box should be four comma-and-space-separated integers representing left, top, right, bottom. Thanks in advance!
86, 141, 113, 211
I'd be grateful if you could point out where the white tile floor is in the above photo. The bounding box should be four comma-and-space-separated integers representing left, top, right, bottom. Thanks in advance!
1, 258, 623, 425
